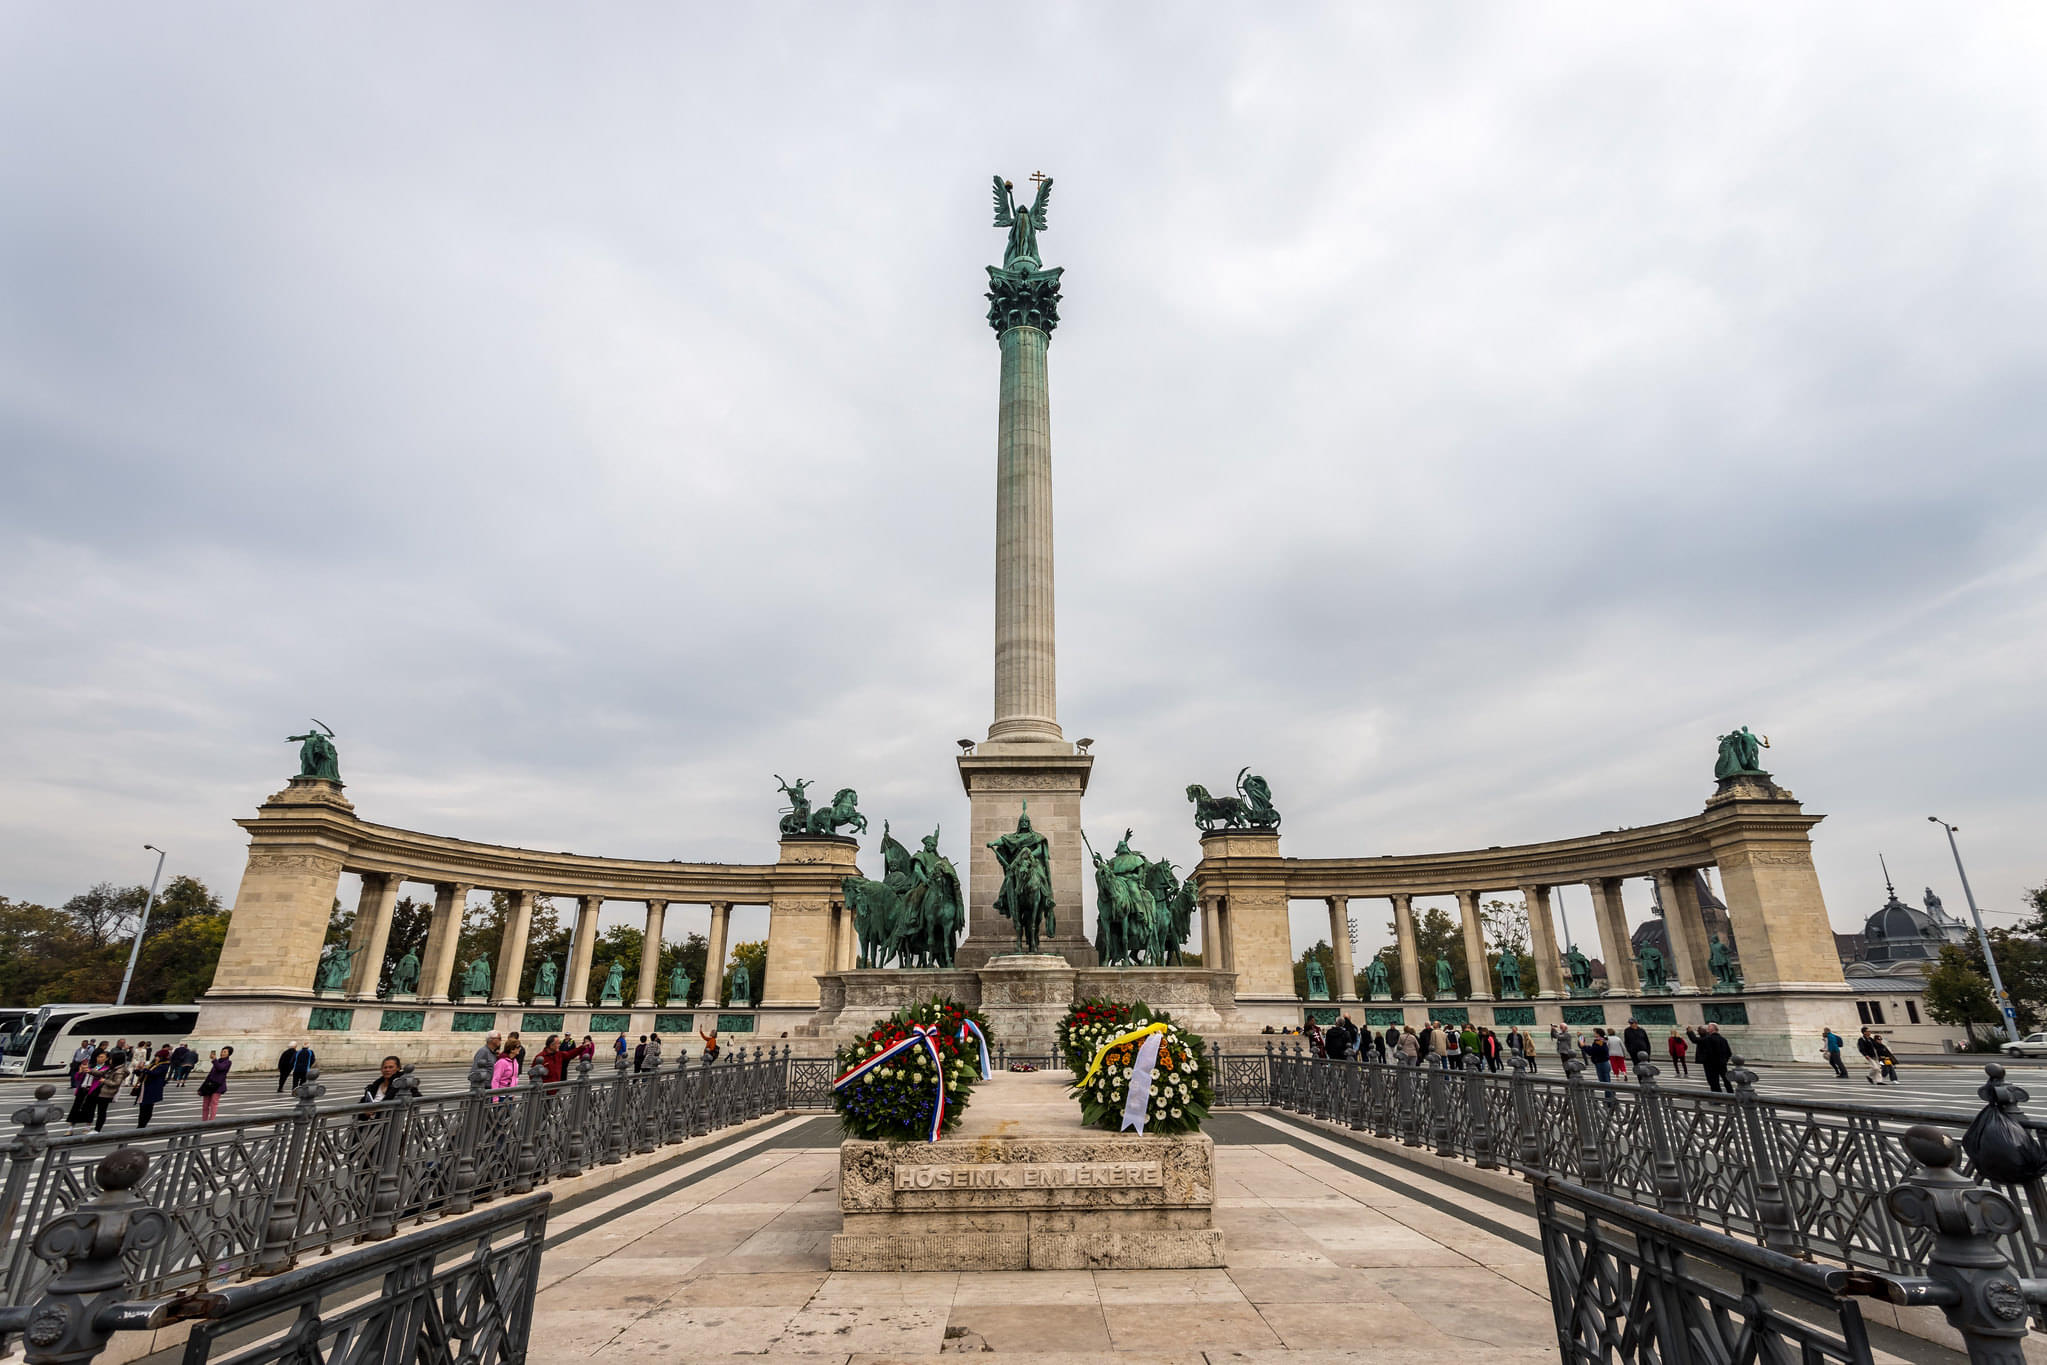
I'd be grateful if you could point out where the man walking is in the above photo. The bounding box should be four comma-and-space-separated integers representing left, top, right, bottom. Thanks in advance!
1822, 1027, 1848, 1078
633, 1036, 649, 1073
645, 1033, 664, 1070
292, 1043, 317, 1087
1697, 1022, 1734, 1093
473, 1032, 502, 1076
1621, 1018, 1651, 1070
276, 1043, 299, 1093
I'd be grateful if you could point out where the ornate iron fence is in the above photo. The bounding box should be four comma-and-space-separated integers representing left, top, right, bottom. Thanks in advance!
0, 1046, 791, 1307
1246, 1042, 2047, 1289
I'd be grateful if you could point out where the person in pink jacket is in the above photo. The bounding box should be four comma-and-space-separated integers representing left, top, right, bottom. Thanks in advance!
491, 1042, 522, 1097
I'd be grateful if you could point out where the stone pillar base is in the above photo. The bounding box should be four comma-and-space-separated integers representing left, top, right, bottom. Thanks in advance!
956, 749, 1096, 969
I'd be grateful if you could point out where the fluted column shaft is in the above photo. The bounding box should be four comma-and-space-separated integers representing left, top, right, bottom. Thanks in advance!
1326, 897, 1359, 1001
348, 873, 402, 999
1456, 890, 1493, 1000
1521, 885, 1564, 998
494, 890, 535, 1005
1392, 894, 1423, 1000
420, 882, 471, 1004
988, 324, 1061, 744
635, 900, 666, 1007
704, 903, 733, 1009
566, 894, 603, 1008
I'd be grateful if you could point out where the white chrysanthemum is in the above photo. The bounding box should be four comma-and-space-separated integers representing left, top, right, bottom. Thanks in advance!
1171, 1106, 1183, 1117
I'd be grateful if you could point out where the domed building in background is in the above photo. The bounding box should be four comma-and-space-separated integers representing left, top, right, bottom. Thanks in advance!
1850, 876, 1974, 974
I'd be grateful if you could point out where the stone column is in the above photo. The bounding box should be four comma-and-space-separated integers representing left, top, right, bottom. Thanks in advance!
1703, 793, 1847, 991
419, 882, 471, 1003
1200, 896, 1223, 971
988, 322, 1061, 746
205, 777, 354, 1000
704, 902, 732, 1009
1391, 895, 1423, 1001
347, 872, 402, 999
566, 894, 602, 1008
1326, 897, 1358, 1001
1654, 871, 1707, 994
1520, 884, 1564, 998
493, 890, 535, 1005
635, 900, 666, 1008
1455, 890, 1492, 1000
834, 901, 857, 971
1587, 878, 1639, 995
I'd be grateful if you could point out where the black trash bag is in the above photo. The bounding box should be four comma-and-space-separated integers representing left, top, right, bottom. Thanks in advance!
1962, 1103, 2047, 1184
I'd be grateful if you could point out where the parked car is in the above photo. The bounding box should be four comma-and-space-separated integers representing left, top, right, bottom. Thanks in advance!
2003, 1032, 2047, 1058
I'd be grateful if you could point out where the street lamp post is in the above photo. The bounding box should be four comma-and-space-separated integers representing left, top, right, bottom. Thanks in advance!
117, 845, 167, 1007
1930, 817, 2013, 1039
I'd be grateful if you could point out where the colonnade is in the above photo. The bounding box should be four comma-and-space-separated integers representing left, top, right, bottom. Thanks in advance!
337, 873, 746, 1008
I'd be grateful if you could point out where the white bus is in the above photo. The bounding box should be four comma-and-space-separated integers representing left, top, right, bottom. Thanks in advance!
0, 1004, 200, 1077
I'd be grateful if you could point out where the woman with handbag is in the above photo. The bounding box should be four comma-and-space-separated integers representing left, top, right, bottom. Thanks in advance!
196, 1046, 234, 1121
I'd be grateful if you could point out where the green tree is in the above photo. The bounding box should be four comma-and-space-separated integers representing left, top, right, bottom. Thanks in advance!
61, 882, 146, 949
525, 897, 571, 999
1478, 898, 1538, 997
674, 932, 708, 1005
1925, 945, 2001, 1044
136, 912, 231, 1003
595, 924, 644, 999
725, 939, 768, 1006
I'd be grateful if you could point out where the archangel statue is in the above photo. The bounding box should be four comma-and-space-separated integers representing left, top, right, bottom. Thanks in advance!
991, 174, 1052, 269
1713, 726, 1769, 780
287, 721, 341, 782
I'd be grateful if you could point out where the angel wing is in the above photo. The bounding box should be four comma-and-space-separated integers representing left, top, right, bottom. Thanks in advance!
1028, 176, 1052, 230
990, 174, 1015, 227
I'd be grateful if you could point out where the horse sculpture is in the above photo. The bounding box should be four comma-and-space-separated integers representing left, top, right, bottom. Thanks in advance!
841, 822, 964, 969
990, 806, 1056, 954
806, 787, 869, 837
1186, 767, 1282, 833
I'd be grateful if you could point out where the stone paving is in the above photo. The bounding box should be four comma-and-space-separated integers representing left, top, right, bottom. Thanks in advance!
525, 1110, 1953, 1362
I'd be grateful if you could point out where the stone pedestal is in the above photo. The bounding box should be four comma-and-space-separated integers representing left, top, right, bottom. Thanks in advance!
956, 750, 1095, 969
832, 1070, 1222, 1272
976, 953, 1078, 1052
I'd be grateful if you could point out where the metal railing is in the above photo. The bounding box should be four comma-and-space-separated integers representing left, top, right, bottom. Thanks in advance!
1254, 1042, 2047, 1288
0, 1046, 791, 1307
0, 1147, 547, 1365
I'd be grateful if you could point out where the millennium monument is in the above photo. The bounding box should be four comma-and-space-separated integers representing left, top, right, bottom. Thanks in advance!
189, 179, 1875, 1066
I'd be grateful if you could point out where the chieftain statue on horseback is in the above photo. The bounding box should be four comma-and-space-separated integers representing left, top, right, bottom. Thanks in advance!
840, 822, 965, 969
989, 803, 1057, 954
1089, 828, 1196, 966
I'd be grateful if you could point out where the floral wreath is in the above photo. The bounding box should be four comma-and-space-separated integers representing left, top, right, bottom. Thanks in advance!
1065, 1000, 1212, 1135
832, 996, 992, 1142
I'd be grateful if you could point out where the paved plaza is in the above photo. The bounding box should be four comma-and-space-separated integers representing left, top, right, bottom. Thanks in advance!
509, 1108, 1958, 1363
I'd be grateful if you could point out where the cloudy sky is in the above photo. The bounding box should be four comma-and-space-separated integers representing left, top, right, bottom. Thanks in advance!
3, 7, 2043, 964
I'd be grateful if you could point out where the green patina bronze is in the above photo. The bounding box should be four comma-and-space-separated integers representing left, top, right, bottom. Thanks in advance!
532, 958, 559, 1002
1304, 1006, 1340, 1027
287, 721, 340, 782
461, 957, 492, 998
1637, 943, 1671, 992
589, 1012, 630, 1033
655, 1013, 693, 1033
986, 173, 1063, 337
777, 776, 869, 838
308, 1007, 353, 1031
388, 949, 421, 997
1633, 1003, 1678, 1027
1565, 946, 1597, 996
1561, 1004, 1606, 1028
522, 1012, 564, 1033
1365, 957, 1392, 1000
1088, 829, 1191, 967
1364, 1007, 1405, 1028
1433, 956, 1456, 998
727, 960, 751, 1007
380, 1009, 425, 1033
1496, 948, 1523, 999
1702, 1001, 1749, 1026
1186, 769, 1281, 833
667, 965, 692, 1003
451, 1011, 496, 1033
1708, 935, 1744, 992
1493, 1006, 1537, 1026
1713, 726, 1770, 780
599, 960, 625, 1006
315, 944, 355, 993
1304, 958, 1330, 1001
844, 822, 966, 970
715, 1013, 755, 1033
989, 803, 1056, 953
1430, 1006, 1471, 1027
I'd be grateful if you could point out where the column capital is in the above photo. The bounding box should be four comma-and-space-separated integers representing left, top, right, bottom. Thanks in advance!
985, 264, 1063, 338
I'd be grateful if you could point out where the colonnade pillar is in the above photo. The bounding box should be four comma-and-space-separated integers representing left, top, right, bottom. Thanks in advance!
1325, 897, 1358, 1001
1199, 896, 1222, 971
635, 900, 667, 1008
418, 883, 471, 1003
1655, 869, 1708, 994
1455, 889, 1493, 1000
494, 890, 535, 1005
1520, 884, 1564, 998
1391, 894, 1423, 1001
566, 894, 602, 1008
834, 902, 857, 971
347, 872, 402, 999
704, 902, 732, 1009
1588, 878, 1639, 994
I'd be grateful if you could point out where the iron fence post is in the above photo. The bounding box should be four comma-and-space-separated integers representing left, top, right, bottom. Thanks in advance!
634, 1066, 658, 1155
510, 1068, 545, 1195
1507, 1054, 1541, 1172
1882, 1125, 2047, 1365
0, 1149, 169, 1365
1264, 1042, 1277, 1106
365, 1066, 418, 1241
445, 1059, 491, 1216
0, 1086, 65, 1256
1563, 1057, 1606, 1190
255, 1070, 325, 1275
1729, 1056, 1799, 1255
1631, 1052, 1690, 1218
1467, 1063, 1495, 1169
1430, 1062, 1453, 1157
1370, 1062, 1393, 1140
1399, 1062, 1423, 1148
562, 1056, 592, 1178
1347, 1060, 1367, 1131
604, 1054, 629, 1164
